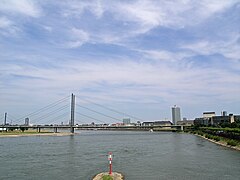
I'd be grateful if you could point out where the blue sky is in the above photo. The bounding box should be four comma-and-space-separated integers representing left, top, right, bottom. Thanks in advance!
0, 0, 239, 124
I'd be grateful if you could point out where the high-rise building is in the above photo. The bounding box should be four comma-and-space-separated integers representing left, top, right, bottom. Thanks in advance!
172, 105, 181, 125
221, 111, 227, 116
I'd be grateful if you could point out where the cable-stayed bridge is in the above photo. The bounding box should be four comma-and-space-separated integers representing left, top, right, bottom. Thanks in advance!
1, 94, 188, 133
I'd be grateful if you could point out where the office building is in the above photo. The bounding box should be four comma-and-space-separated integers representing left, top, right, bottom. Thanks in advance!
194, 111, 240, 126
203, 112, 215, 118
172, 105, 181, 125
221, 111, 227, 116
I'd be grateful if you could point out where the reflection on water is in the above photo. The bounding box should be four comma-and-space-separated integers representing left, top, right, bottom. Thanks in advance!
0, 131, 240, 180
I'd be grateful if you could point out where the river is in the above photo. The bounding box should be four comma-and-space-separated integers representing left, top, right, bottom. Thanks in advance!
0, 131, 239, 180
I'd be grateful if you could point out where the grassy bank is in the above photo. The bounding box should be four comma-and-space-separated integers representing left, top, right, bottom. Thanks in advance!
186, 128, 240, 150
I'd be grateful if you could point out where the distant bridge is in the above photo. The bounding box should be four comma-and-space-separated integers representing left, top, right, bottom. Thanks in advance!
2, 94, 191, 134
0, 124, 191, 133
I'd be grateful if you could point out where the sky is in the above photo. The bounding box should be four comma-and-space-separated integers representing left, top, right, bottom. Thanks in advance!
0, 0, 240, 124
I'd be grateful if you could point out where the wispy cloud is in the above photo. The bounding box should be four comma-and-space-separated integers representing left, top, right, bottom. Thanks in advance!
0, 16, 12, 28
66, 28, 90, 48
61, 0, 104, 18
51, 0, 238, 45
0, 16, 19, 35
181, 34, 240, 61
2, 57, 239, 101
0, 0, 42, 17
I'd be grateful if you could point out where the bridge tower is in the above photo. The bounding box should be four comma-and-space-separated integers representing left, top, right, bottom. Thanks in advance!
70, 93, 75, 133
4, 112, 7, 125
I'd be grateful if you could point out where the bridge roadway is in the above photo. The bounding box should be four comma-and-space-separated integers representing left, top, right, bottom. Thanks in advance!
0, 124, 190, 133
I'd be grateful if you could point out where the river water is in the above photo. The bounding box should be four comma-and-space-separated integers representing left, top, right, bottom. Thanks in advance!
0, 131, 239, 180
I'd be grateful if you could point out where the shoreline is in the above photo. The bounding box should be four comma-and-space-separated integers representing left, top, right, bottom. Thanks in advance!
0, 132, 76, 138
193, 133, 240, 151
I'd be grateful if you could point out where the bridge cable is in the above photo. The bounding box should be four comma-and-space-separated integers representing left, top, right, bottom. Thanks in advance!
43, 112, 70, 125
31, 104, 69, 124
13, 95, 70, 124
12, 101, 69, 125
76, 95, 144, 121
75, 111, 107, 124
76, 103, 121, 122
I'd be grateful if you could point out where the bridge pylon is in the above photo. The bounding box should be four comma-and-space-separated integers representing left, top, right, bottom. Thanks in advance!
70, 93, 75, 133
4, 112, 7, 125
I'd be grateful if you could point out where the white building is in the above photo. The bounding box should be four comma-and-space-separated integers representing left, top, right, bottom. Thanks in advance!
172, 105, 181, 125
203, 112, 216, 118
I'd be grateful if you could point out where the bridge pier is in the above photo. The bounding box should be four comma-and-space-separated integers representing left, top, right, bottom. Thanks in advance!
54, 127, 58, 133
37, 127, 41, 133
181, 125, 184, 131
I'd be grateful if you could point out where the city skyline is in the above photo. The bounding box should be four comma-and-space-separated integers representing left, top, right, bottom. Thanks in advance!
0, 1, 240, 123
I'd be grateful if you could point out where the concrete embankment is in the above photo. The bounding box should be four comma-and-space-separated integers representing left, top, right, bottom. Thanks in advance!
93, 172, 124, 180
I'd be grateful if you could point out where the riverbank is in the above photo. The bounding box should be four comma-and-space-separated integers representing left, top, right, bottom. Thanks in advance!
0, 131, 75, 137
191, 133, 240, 151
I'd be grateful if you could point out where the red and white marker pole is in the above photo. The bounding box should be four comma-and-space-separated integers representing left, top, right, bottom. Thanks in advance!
108, 152, 113, 175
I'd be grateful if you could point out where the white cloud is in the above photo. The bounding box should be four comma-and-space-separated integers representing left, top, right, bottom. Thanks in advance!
66, 28, 90, 48
105, 0, 238, 34
182, 41, 213, 54
221, 35, 240, 60
29, 0, 239, 48
43, 26, 52, 32
198, 0, 238, 15
0, 16, 12, 28
0, 0, 41, 17
0, 16, 19, 35
181, 34, 240, 61
62, 0, 104, 18
138, 49, 193, 62
2, 58, 239, 103
92, 0, 104, 18
1, 53, 240, 121
114, 1, 163, 28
